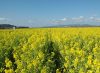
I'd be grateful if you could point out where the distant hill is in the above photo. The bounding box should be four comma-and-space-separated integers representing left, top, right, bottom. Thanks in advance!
0, 24, 100, 29
66, 24, 100, 27
41, 24, 100, 28
0, 24, 16, 29
0, 24, 29, 29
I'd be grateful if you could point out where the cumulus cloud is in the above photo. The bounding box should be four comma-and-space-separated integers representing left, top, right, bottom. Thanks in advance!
60, 18, 67, 21
80, 16, 84, 18
0, 18, 7, 21
90, 16, 95, 20
51, 20, 63, 24
51, 15, 100, 25
90, 16, 100, 22
72, 16, 85, 22
95, 18, 100, 22
51, 17, 70, 24
0, 17, 9, 21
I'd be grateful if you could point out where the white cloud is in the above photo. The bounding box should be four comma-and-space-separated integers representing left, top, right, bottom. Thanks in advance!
51, 16, 100, 25
94, 18, 100, 22
79, 16, 84, 19
72, 16, 85, 22
51, 17, 70, 24
89, 16, 100, 22
90, 16, 94, 20
0, 18, 7, 21
51, 20, 62, 24
0, 17, 9, 21
52, 17, 83, 24
60, 18, 67, 21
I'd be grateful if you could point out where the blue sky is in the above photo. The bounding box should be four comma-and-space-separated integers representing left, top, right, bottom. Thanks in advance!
0, 0, 100, 27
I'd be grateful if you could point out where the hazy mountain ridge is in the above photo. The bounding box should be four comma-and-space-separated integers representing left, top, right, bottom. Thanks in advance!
0, 24, 100, 29
0, 24, 29, 29
41, 24, 100, 28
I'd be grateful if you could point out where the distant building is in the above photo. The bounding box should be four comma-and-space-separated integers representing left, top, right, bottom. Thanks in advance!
13, 27, 16, 30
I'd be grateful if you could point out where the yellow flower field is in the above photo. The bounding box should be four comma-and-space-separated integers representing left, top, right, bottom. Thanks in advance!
0, 27, 100, 73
